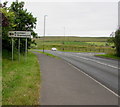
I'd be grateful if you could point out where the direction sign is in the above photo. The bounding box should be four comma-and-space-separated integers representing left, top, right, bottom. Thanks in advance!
8, 31, 32, 38
8, 31, 32, 62
8, 31, 32, 61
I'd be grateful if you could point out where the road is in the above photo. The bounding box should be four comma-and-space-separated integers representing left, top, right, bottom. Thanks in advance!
33, 51, 118, 105
39, 50, 119, 95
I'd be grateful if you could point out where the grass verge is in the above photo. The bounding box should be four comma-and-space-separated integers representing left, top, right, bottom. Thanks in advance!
2, 50, 40, 105
31, 50, 59, 59
95, 54, 120, 60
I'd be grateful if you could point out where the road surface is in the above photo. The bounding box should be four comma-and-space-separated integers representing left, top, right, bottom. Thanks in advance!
33, 51, 118, 105
38, 50, 119, 95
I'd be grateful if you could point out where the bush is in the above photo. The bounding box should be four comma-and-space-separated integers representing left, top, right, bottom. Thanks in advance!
115, 29, 120, 57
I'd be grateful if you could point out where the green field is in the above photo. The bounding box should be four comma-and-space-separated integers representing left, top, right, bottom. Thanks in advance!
95, 54, 120, 60
36, 36, 108, 42
2, 50, 40, 105
33, 36, 114, 54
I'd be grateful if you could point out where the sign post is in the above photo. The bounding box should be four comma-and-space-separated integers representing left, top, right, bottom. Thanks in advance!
8, 31, 32, 62
25, 37, 27, 61
12, 38, 14, 61
18, 38, 20, 62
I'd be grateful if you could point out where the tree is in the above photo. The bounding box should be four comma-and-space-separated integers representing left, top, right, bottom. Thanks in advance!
1, 1, 37, 52
0, 2, 16, 51
9, 1, 37, 52
107, 30, 120, 57
114, 29, 120, 57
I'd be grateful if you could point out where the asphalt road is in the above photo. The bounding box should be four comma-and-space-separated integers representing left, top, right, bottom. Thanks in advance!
33, 51, 118, 105
40, 50, 119, 95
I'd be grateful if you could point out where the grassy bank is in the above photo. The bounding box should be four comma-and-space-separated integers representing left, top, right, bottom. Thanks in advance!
95, 54, 120, 60
32, 50, 59, 59
2, 50, 40, 105
0, 52, 2, 105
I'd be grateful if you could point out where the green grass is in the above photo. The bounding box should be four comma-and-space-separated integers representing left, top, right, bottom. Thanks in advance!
40, 41, 89, 45
95, 54, 120, 60
85, 42, 106, 46
32, 37, 114, 53
0, 52, 2, 105
2, 50, 40, 105
36, 36, 108, 42
32, 50, 59, 59
86, 42, 114, 46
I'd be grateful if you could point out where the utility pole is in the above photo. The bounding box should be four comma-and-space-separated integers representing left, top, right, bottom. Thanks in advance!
118, 1, 120, 29
63, 27, 65, 51
43, 15, 48, 53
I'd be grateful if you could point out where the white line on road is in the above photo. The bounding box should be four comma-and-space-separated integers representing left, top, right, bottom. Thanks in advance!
67, 62, 119, 97
74, 55, 119, 69
49, 51, 119, 97
60, 52, 119, 69
42, 51, 119, 97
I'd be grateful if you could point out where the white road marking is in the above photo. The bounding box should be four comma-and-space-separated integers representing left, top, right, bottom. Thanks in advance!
67, 62, 119, 97
58, 52, 119, 69
41, 51, 119, 97
47, 51, 119, 97
73, 55, 119, 69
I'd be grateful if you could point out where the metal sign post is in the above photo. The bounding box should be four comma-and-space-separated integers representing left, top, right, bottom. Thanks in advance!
12, 38, 14, 61
18, 38, 20, 62
25, 37, 27, 61
8, 31, 31, 62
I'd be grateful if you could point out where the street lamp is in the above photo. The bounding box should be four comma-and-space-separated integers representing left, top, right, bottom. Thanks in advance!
43, 15, 48, 53
62, 27, 65, 51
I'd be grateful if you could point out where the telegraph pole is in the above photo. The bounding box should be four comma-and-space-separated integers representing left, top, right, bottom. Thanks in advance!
43, 15, 48, 53
63, 27, 65, 51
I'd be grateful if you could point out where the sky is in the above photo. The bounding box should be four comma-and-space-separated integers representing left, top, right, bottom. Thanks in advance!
118, 1, 120, 28
1, 0, 119, 37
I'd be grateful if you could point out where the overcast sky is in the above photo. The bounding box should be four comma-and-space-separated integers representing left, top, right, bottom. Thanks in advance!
2, 0, 119, 37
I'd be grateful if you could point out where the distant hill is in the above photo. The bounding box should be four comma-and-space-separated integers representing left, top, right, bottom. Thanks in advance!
35, 36, 109, 42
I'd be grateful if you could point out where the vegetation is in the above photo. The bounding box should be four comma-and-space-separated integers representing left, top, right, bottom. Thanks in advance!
0, 54, 1, 105
1, 1, 40, 105
0, 2, 15, 51
2, 50, 40, 105
95, 54, 120, 60
107, 29, 120, 57
35, 36, 108, 42
114, 29, 120, 57
33, 36, 114, 53
32, 50, 59, 59
1, 1, 37, 52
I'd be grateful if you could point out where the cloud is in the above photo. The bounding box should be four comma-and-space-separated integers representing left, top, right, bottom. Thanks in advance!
26, 2, 117, 36
2, 0, 118, 37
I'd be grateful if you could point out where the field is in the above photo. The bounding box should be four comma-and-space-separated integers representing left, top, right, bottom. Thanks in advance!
2, 50, 40, 105
36, 36, 108, 42
95, 54, 120, 60
32, 36, 115, 54
0, 52, 1, 105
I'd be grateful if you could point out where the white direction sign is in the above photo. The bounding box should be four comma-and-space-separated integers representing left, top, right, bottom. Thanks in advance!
8, 31, 32, 38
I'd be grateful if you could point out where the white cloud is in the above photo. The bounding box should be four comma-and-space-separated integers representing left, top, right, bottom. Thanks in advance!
1, 0, 119, 37
26, 2, 118, 36
2, 0, 119, 2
